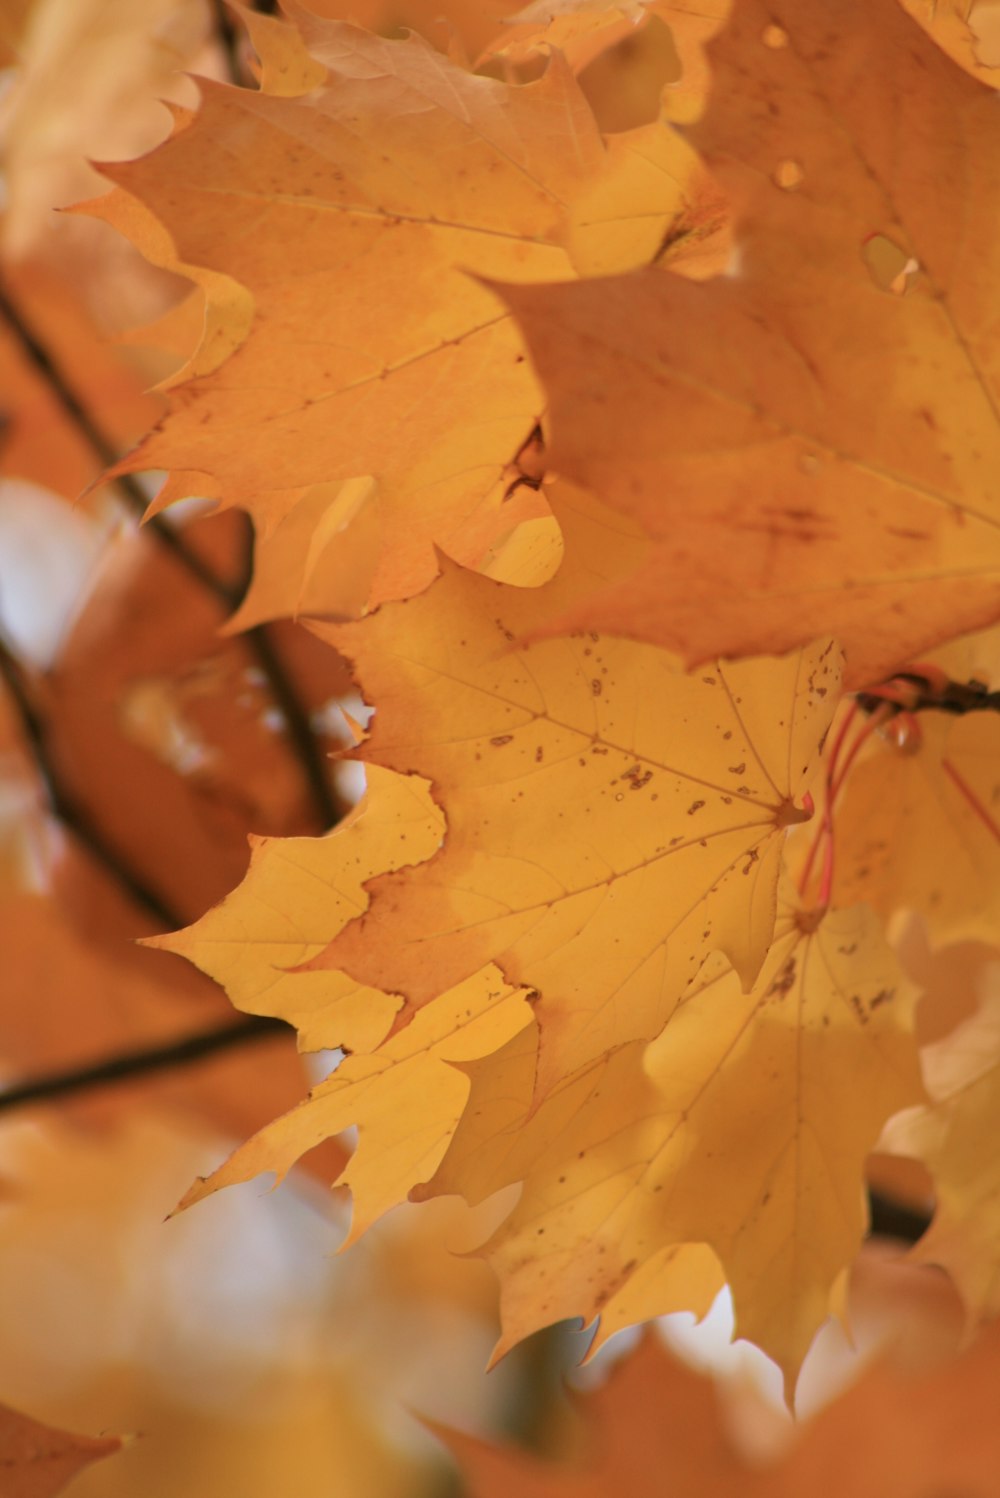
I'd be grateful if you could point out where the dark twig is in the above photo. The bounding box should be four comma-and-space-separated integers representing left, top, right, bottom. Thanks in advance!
868, 1188, 932, 1245
211, 0, 247, 84
243, 623, 338, 822
0, 279, 229, 601
0, 631, 181, 927
0, 280, 338, 830
0, 1014, 290, 1115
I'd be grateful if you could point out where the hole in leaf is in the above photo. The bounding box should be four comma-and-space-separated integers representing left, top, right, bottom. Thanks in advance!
762, 23, 789, 48
773, 159, 803, 190
862, 234, 920, 294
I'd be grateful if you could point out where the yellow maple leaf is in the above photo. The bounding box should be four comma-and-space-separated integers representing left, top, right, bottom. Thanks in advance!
221, 478, 385, 632
497, 0, 1000, 687
421, 892, 922, 1383
178, 966, 532, 1245
159, 513, 849, 1374
149, 765, 443, 1054
315, 554, 839, 1097
415, 1020, 726, 1356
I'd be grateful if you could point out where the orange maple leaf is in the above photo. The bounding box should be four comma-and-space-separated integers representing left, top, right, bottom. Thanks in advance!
444, 1322, 1000, 1497
497, 0, 1000, 687
96, 10, 722, 620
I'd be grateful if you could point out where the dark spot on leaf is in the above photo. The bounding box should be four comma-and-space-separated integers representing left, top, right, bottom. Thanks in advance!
766, 956, 796, 996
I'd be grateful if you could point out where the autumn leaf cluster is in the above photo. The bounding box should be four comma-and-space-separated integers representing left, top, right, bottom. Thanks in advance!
104, 0, 1000, 1389
4, 0, 1000, 1491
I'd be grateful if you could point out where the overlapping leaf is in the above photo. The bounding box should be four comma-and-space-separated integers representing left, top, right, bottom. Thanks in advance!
499, 0, 1000, 686
831, 626, 1000, 945
60, 0, 1000, 1412
480, 0, 727, 126
150, 765, 443, 1054
421, 893, 922, 1381
315, 551, 839, 1096
833, 709, 1000, 946
99, 9, 722, 620
279, 0, 528, 60
162, 513, 850, 1370
446, 1322, 1000, 1498
178, 966, 532, 1243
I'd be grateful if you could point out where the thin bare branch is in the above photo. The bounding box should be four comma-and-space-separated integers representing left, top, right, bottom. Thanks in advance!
0, 279, 229, 596
0, 278, 339, 829
0, 630, 182, 927
0, 1014, 290, 1115
242, 623, 340, 822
